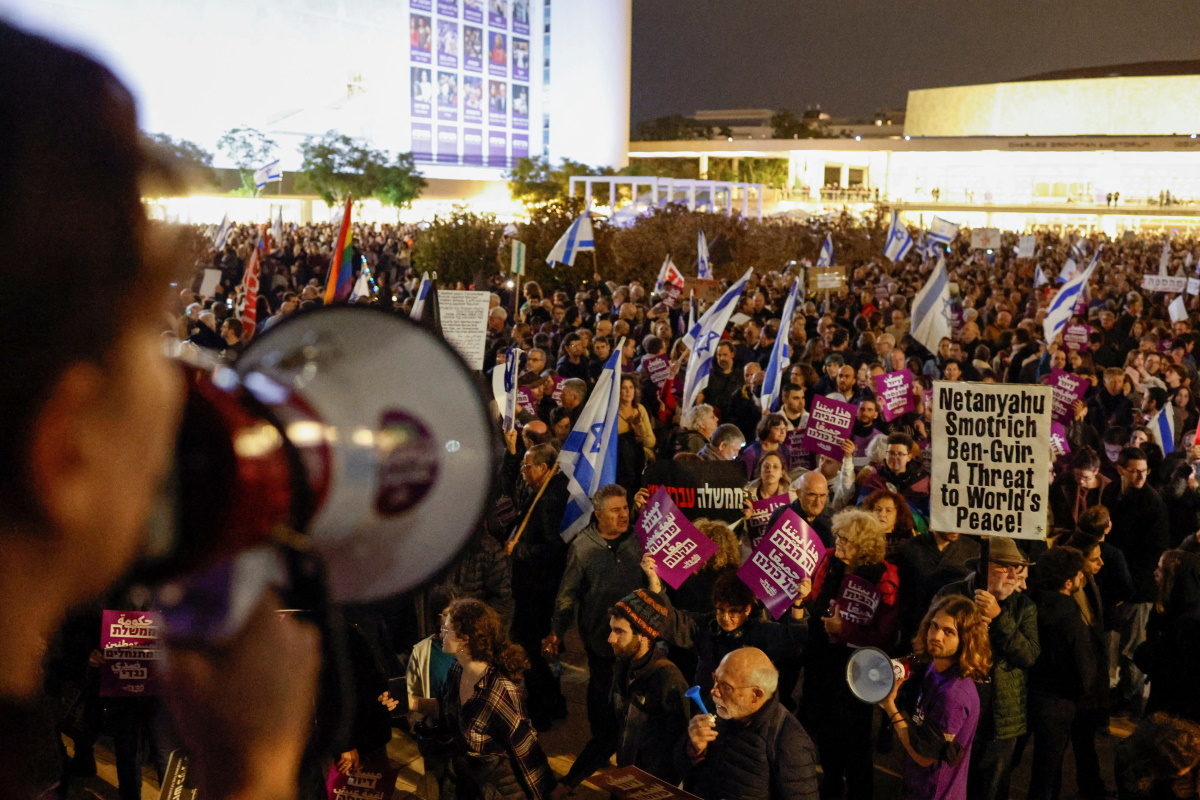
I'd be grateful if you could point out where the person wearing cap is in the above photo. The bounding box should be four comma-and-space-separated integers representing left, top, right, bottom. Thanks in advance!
934, 537, 1040, 800
559, 588, 690, 789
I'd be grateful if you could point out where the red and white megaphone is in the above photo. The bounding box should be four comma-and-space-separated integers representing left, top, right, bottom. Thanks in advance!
137, 306, 495, 632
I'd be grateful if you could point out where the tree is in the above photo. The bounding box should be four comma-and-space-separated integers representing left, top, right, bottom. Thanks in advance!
634, 114, 718, 141
296, 132, 379, 204
410, 207, 503, 286
141, 132, 216, 193
769, 109, 806, 139
505, 156, 611, 206
374, 152, 427, 209
217, 127, 278, 193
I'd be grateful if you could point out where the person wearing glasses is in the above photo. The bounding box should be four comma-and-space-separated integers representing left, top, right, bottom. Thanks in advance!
792, 508, 899, 800
677, 647, 819, 800
934, 537, 1040, 800
1102, 446, 1170, 717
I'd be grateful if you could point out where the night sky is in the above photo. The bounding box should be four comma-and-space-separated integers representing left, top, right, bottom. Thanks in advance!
631, 0, 1200, 125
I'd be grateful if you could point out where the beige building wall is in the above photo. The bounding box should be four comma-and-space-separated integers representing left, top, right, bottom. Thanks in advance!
905, 76, 1200, 137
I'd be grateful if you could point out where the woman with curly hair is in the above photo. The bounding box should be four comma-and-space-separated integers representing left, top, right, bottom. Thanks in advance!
793, 508, 900, 799
433, 599, 556, 800
878, 594, 992, 800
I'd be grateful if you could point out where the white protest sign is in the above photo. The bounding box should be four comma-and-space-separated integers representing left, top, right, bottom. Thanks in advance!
931, 381, 1051, 540
437, 290, 491, 370
969, 228, 1001, 249
1142, 274, 1188, 293
198, 269, 221, 298
1017, 235, 1036, 258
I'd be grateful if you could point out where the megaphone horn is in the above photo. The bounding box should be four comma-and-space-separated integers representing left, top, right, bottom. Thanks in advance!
684, 685, 710, 716
845, 647, 911, 705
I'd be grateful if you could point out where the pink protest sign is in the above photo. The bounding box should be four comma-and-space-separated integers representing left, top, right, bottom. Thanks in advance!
636, 487, 718, 590
1050, 422, 1072, 458
873, 370, 914, 422
737, 508, 826, 619
325, 760, 400, 800
641, 354, 672, 389
801, 395, 855, 461
1062, 323, 1091, 352
517, 387, 536, 415
1043, 369, 1088, 425
746, 493, 790, 542
99, 610, 163, 697
550, 376, 565, 405
835, 574, 882, 625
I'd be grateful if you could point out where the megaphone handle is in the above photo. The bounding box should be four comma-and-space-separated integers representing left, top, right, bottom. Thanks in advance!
281, 545, 354, 761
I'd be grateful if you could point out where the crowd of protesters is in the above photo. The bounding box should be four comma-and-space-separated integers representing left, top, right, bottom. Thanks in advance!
68, 214, 1193, 800
13, 16, 1200, 800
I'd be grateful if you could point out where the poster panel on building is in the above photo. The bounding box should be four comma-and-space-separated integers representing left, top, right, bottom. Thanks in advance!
930, 381, 1051, 540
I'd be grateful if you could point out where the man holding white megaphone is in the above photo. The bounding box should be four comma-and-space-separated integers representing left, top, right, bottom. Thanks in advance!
872, 596, 992, 800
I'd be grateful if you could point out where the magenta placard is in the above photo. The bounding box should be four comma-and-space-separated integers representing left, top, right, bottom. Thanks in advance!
641, 354, 672, 389
835, 574, 882, 625
1050, 422, 1072, 458
873, 370, 914, 422
325, 760, 400, 800
1062, 323, 1092, 352
99, 610, 163, 697
1043, 369, 1088, 425
801, 394, 855, 461
736, 508, 826, 619
516, 386, 535, 415
746, 493, 790, 542
550, 375, 565, 404
636, 487, 718, 590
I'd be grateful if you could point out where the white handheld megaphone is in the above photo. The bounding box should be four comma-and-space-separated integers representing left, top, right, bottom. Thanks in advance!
845, 647, 911, 704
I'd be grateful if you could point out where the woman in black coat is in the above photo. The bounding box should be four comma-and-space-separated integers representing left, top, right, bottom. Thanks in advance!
1135, 550, 1200, 723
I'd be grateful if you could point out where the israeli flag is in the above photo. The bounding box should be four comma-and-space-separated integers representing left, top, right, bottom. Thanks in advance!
491, 347, 523, 433
1043, 251, 1099, 344
271, 205, 284, 247
1034, 264, 1048, 288
254, 159, 282, 190
883, 210, 914, 262
1160, 237, 1173, 275
910, 257, 952, 355
697, 231, 713, 279
1151, 406, 1177, 455
918, 231, 941, 262
410, 272, 433, 320
682, 268, 754, 409
546, 213, 595, 267
1069, 239, 1087, 263
1058, 246, 1080, 284
760, 278, 800, 413
557, 341, 624, 541
687, 289, 696, 339
348, 266, 371, 302
927, 216, 960, 246
212, 213, 232, 251
816, 234, 834, 268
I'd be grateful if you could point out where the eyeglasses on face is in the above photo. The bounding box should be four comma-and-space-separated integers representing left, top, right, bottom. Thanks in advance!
710, 672, 756, 695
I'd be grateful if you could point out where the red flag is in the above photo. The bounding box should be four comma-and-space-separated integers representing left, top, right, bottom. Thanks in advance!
240, 242, 261, 341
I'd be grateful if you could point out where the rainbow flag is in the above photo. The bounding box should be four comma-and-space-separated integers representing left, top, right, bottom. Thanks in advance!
323, 197, 354, 304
